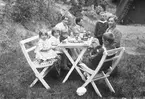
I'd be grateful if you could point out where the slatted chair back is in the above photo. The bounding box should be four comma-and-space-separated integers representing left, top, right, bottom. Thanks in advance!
20, 35, 39, 70
78, 47, 125, 97
92, 47, 125, 75
105, 47, 125, 75
20, 35, 55, 89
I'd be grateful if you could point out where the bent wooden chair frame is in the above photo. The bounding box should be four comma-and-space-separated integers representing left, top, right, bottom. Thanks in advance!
78, 47, 125, 97
20, 35, 56, 89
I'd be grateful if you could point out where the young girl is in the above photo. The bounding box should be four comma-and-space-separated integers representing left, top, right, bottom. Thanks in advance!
60, 31, 70, 42
51, 28, 61, 53
35, 31, 58, 64
72, 31, 82, 41
56, 29, 71, 70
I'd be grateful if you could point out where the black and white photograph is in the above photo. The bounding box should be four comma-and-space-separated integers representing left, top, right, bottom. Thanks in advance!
0, 0, 145, 98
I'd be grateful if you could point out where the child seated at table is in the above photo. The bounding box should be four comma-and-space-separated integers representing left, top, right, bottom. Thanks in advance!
50, 28, 62, 53
34, 30, 58, 64
82, 32, 115, 73
59, 30, 71, 70
82, 37, 100, 64
60, 31, 70, 42
72, 31, 82, 41
51, 28, 60, 45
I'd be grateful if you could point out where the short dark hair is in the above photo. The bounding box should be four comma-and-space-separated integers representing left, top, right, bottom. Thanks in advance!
103, 32, 115, 44
61, 16, 65, 20
39, 31, 48, 38
75, 17, 82, 25
51, 29, 55, 36
39, 31, 43, 37
62, 16, 69, 21
99, 4, 106, 11
108, 16, 118, 23
51, 29, 59, 36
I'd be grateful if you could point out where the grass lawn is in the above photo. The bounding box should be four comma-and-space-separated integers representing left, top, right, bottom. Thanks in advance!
0, 25, 145, 99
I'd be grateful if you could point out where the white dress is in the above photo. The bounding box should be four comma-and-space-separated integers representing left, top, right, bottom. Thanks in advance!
54, 22, 69, 33
35, 39, 58, 61
50, 36, 62, 54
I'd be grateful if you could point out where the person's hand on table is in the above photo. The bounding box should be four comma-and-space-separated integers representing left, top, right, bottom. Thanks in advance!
40, 48, 51, 52
51, 42, 58, 46
83, 43, 89, 47
62, 40, 67, 44
83, 41, 90, 47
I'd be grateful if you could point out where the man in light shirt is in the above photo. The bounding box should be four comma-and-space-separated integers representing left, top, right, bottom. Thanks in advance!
54, 16, 70, 34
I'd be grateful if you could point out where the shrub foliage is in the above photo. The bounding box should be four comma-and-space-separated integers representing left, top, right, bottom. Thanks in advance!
4, 0, 62, 27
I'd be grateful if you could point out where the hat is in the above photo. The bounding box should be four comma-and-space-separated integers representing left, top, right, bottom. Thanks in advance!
47, 30, 52, 35
76, 87, 87, 96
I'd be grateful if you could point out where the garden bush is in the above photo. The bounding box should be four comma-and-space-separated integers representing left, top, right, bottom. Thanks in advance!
4, 0, 62, 31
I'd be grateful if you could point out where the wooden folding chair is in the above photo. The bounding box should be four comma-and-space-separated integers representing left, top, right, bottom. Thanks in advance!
78, 47, 125, 97
20, 35, 57, 89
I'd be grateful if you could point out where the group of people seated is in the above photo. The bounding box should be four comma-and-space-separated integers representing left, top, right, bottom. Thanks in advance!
34, 4, 122, 77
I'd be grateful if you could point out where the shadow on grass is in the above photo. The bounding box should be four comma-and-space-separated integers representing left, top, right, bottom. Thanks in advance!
0, 50, 145, 98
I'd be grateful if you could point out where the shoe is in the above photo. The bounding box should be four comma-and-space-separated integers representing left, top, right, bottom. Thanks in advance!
67, 62, 72, 67
62, 66, 70, 70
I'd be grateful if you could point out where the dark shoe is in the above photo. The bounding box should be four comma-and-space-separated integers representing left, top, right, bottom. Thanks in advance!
39, 59, 44, 64
67, 62, 72, 67
62, 66, 70, 70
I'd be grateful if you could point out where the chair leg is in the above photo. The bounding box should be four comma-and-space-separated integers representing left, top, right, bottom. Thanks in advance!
91, 81, 102, 97
102, 72, 115, 93
30, 67, 51, 89
30, 76, 50, 89
38, 76, 50, 89
104, 77, 115, 93
42, 67, 52, 78
76, 66, 86, 81
82, 81, 90, 88
30, 78, 38, 87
